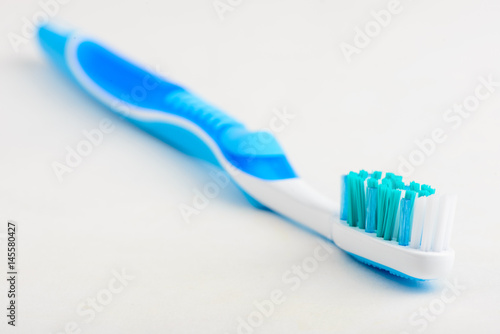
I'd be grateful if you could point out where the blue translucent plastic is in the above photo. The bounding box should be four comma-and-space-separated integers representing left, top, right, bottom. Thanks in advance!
38, 24, 73, 76
37, 24, 297, 182
76, 41, 185, 109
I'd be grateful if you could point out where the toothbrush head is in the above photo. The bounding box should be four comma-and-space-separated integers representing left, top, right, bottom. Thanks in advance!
334, 171, 457, 280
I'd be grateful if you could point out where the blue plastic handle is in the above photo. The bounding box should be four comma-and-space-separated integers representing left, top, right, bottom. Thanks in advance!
38, 24, 297, 181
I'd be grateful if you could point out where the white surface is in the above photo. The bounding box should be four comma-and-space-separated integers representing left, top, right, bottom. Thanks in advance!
0, 0, 499, 333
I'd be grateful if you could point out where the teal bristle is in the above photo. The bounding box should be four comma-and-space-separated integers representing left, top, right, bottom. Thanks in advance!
385, 177, 393, 186
410, 181, 420, 192
346, 171, 368, 228
367, 178, 378, 188
418, 189, 430, 197
365, 178, 378, 233
376, 184, 389, 238
393, 198, 404, 241
341, 171, 438, 247
381, 177, 393, 189
421, 184, 435, 195
383, 189, 401, 240
347, 172, 357, 227
405, 191, 415, 201
357, 171, 367, 229
382, 173, 404, 190
395, 181, 405, 190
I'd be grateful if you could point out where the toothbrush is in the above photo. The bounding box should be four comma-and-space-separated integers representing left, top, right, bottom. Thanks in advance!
37, 23, 456, 281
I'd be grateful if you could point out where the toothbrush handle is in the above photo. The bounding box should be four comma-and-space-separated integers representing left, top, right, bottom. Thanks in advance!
38, 24, 339, 238
38, 25, 297, 181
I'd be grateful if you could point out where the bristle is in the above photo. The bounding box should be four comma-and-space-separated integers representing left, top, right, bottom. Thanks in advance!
347, 172, 357, 227
339, 170, 457, 252
410, 196, 426, 249
365, 180, 378, 233
356, 174, 366, 229
420, 195, 439, 251
418, 189, 430, 197
367, 178, 378, 188
376, 184, 389, 238
398, 192, 415, 246
392, 195, 403, 241
410, 181, 420, 192
383, 189, 401, 240
421, 184, 435, 195
432, 194, 454, 251
340, 175, 348, 221
393, 175, 403, 183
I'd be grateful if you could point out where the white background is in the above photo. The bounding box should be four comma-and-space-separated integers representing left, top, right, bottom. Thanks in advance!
1, 0, 499, 333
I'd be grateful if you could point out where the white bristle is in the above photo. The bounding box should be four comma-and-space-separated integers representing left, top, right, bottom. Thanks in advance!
432, 194, 452, 252
443, 194, 458, 250
420, 195, 440, 251
410, 196, 426, 249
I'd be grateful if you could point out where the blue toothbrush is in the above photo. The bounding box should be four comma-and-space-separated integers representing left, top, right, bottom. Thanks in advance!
38, 23, 457, 280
